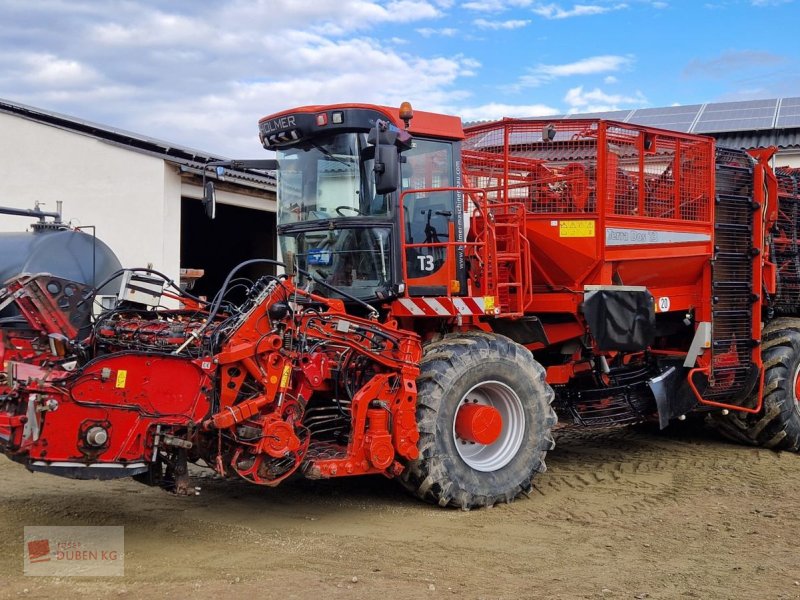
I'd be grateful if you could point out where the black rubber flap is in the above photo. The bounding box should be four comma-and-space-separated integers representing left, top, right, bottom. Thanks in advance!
583, 288, 655, 351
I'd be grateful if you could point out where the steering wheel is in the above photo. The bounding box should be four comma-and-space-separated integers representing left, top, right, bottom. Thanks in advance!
336, 206, 362, 216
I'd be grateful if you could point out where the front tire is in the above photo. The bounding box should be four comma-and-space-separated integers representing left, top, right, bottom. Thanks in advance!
709, 319, 800, 451
400, 332, 556, 508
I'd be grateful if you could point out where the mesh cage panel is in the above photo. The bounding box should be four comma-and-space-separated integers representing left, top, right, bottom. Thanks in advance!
463, 120, 600, 214
463, 119, 713, 224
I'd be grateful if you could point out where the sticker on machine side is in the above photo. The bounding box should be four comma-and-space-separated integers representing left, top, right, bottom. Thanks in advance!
279, 365, 292, 390
605, 228, 711, 246
115, 370, 127, 389
559, 220, 595, 238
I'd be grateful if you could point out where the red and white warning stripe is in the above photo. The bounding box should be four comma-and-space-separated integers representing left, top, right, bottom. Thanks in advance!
392, 296, 489, 317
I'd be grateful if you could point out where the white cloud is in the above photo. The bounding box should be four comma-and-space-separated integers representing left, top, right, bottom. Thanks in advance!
473, 18, 530, 28
459, 56, 483, 71
563, 85, 647, 112
462, 0, 533, 11
23, 53, 100, 87
457, 102, 560, 121
129, 40, 480, 155
88, 2, 444, 45
416, 27, 458, 36
90, 12, 208, 46
534, 55, 632, 77
530, 3, 628, 19
0, 52, 100, 89
603, 75, 618, 84
515, 54, 633, 88
651, 1, 668, 7
237, 0, 444, 31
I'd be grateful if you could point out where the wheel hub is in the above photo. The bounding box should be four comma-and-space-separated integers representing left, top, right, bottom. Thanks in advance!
455, 403, 502, 445
452, 380, 526, 472
794, 363, 800, 407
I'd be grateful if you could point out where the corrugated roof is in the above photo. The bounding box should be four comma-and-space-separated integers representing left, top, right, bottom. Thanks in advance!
0, 97, 275, 191
712, 129, 800, 150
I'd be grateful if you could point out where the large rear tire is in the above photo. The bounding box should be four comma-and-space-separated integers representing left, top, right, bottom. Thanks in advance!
709, 318, 800, 451
400, 332, 556, 508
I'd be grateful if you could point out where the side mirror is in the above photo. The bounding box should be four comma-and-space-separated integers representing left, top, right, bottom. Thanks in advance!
375, 144, 399, 195
203, 181, 217, 220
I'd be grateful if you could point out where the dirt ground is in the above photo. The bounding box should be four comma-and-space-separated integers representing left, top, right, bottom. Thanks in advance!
2, 420, 800, 600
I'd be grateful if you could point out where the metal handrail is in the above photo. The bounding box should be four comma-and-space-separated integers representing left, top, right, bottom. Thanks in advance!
397, 186, 533, 315
398, 186, 494, 298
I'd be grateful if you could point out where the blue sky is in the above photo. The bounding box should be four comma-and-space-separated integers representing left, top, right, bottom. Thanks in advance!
0, 0, 797, 157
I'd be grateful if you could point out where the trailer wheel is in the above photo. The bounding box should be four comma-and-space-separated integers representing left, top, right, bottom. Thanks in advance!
400, 332, 556, 508
709, 319, 800, 451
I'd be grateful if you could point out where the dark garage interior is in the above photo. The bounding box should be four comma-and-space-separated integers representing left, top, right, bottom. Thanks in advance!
180, 198, 276, 299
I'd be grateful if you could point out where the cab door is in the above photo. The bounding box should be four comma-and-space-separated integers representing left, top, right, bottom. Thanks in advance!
401, 139, 463, 297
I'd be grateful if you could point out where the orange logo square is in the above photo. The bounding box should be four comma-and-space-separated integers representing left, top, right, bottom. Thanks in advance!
27, 539, 51, 563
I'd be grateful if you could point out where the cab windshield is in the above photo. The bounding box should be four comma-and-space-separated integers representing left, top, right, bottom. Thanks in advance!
277, 132, 386, 225
281, 227, 392, 301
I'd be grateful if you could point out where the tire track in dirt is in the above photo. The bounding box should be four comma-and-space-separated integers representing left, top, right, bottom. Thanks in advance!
525, 422, 793, 522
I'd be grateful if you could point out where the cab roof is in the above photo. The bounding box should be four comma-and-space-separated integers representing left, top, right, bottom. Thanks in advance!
260, 103, 464, 141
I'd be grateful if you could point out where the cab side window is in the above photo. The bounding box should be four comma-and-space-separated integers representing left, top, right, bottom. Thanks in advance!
401, 140, 454, 278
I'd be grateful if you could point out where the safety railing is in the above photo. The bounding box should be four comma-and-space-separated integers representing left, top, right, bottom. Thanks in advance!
397, 186, 530, 316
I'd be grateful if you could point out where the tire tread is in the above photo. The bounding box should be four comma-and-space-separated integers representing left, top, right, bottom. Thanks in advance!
709, 318, 800, 451
400, 332, 556, 509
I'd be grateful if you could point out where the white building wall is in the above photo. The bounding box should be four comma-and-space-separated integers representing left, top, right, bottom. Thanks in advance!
776, 150, 800, 169
0, 113, 181, 280
161, 162, 183, 280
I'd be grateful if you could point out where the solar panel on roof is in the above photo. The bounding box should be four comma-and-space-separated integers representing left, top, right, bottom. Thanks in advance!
693, 99, 778, 132
488, 97, 800, 138
633, 105, 703, 116
695, 114, 769, 128
630, 121, 692, 132
776, 99, 800, 127
627, 107, 700, 133
702, 99, 777, 110
628, 106, 699, 131
695, 117, 776, 133
699, 108, 776, 119
777, 114, 800, 128
633, 116, 695, 124
696, 106, 775, 119
639, 122, 692, 132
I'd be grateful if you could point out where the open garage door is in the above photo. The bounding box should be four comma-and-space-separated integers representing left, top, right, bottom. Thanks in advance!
180, 198, 276, 299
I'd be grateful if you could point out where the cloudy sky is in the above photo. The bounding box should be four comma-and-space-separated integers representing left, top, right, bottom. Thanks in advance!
1, 0, 797, 157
